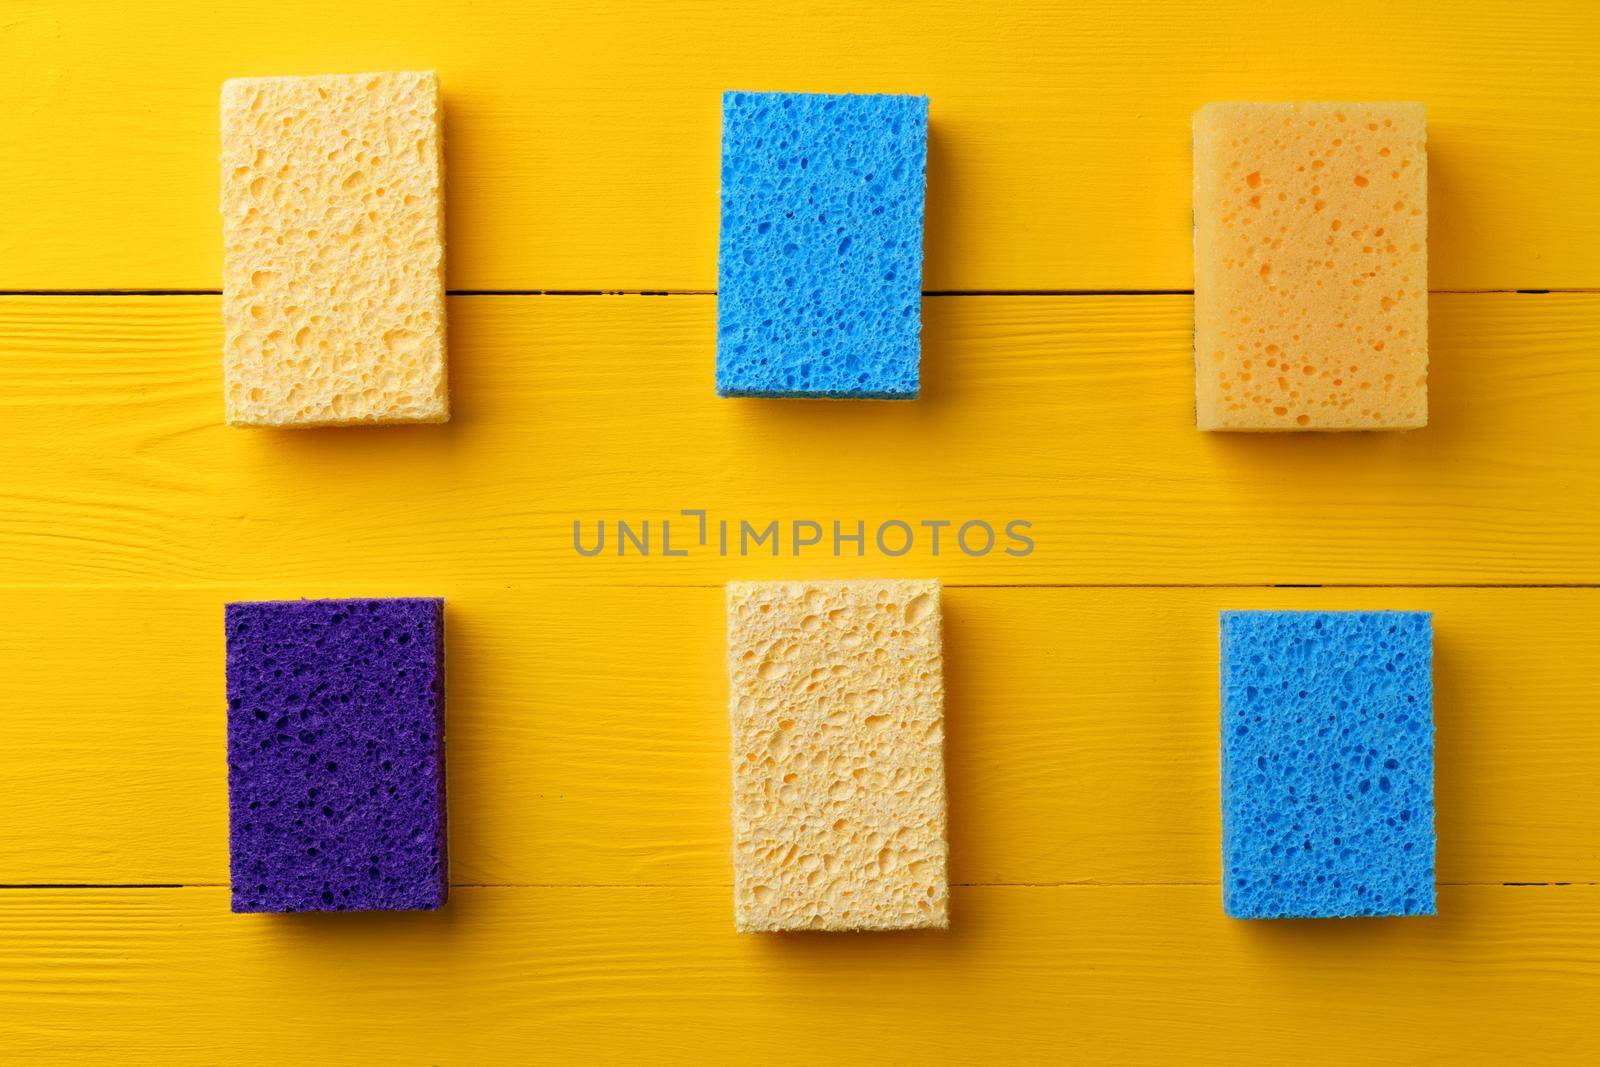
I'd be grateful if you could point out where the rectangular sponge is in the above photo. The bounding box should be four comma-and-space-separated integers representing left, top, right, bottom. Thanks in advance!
226, 598, 447, 911
1221, 611, 1435, 919
1194, 103, 1427, 430
717, 91, 929, 399
221, 71, 447, 426
727, 580, 947, 931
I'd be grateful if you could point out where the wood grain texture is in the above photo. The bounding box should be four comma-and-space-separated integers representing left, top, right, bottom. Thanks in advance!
5, 4, 1600, 1054
6, 585, 1598, 887
3, 885, 1597, 1063
2, 0, 1598, 290
3, 293, 1598, 586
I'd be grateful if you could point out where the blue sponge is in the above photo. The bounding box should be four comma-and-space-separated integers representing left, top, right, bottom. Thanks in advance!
717, 91, 929, 398
1220, 611, 1435, 919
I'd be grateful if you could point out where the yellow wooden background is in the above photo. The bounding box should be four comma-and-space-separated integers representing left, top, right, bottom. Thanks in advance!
3, 0, 1599, 1061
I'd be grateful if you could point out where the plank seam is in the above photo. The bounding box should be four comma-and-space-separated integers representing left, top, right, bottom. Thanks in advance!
0, 583, 1595, 592
2, 881, 1593, 890
2, 289, 1597, 298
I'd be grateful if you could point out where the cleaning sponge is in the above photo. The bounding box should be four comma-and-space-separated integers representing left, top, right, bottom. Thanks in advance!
717, 91, 929, 398
1194, 103, 1428, 430
727, 580, 947, 931
1220, 610, 1435, 918
225, 598, 447, 912
220, 71, 447, 426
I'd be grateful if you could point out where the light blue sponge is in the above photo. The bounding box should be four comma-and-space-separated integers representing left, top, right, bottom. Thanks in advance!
717, 91, 929, 398
1220, 611, 1435, 919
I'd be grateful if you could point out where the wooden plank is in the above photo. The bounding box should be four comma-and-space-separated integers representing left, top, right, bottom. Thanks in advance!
2, 885, 1597, 1062
2, 0, 1598, 290
5, 585, 1598, 887
2, 294, 1597, 586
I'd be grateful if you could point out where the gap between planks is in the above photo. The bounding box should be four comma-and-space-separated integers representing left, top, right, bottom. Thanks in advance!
0, 288, 1596, 298
1, 882, 1594, 891
2, 583, 1596, 592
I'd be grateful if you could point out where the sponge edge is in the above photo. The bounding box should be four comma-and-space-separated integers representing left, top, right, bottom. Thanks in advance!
727, 580, 947, 931
1220, 610, 1435, 919
220, 71, 447, 427
717, 91, 929, 399
225, 598, 447, 912
1194, 102, 1427, 431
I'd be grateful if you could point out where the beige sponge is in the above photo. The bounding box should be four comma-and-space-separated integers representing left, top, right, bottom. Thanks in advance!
220, 71, 447, 426
1194, 102, 1427, 431
726, 579, 947, 932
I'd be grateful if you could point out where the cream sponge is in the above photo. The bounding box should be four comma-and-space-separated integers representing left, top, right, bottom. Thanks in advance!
220, 71, 447, 426
1194, 103, 1427, 431
726, 580, 947, 932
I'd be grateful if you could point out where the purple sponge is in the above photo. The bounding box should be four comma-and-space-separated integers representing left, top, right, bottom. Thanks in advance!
225, 598, 447, 912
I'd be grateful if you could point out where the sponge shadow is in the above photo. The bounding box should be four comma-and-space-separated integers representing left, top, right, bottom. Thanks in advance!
920, 112, 961, 294
262, 899, 461, 934
1230, 906, 1439, 969
246, 888, 469, 973
1428, 623, 1456, 892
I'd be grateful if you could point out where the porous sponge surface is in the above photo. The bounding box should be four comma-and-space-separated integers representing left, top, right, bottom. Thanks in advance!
225, 598, 447, 912
727, 580, 946, 931
1194, 103, 1427, 430
221, 71, 447, 426
717, 91, 928, 398
1220, 611, 1435, 919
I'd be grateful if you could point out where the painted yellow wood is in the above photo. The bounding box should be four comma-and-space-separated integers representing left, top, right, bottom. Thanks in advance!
2, 885, 1597, 1062
3, 293, 1598, 586
3, 1, 1599, 291
6, 585, 1597, 887
5, 6, 1600, 1050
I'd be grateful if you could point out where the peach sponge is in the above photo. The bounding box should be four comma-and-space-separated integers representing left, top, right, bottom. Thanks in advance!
726, 580, 947, 932
220, 71, 447, 426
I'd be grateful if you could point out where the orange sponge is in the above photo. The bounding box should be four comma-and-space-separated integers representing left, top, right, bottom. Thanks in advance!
1194, 103, 1427, 431
220, 71, 447, 426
